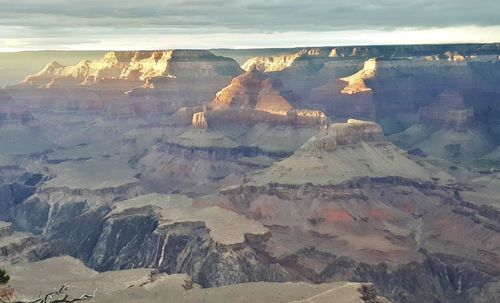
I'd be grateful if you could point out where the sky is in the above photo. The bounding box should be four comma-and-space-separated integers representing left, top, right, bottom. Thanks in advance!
0, 0, 499, 51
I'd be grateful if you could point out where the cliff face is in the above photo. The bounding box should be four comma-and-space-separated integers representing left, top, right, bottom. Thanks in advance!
241, 53, 304, 73
339, 59, 377, 95
2, 190, 290, 287
169, 69, 327, 128
309, 59, 376, 118
251, 119, 450, 186
238, 45, 500, 122
418, 91, 474, 128
2, 44, 500, 303
5, 50, 243, 116
212, 69, 294, 114
212, 174, 500, 303
20, 50, 243, 88
191, 111, 208, 128
389, 90, 497, 165
0, 107, 33, 123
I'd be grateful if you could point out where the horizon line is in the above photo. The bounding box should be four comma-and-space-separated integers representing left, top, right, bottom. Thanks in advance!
2, 41, 500, 53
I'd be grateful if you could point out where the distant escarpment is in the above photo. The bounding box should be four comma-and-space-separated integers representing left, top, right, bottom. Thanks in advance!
241, 44, 500, 73
18, 50, 242, 88
6, 50, 244, 115
7, 44, 500, 121
238, 44, 500, 122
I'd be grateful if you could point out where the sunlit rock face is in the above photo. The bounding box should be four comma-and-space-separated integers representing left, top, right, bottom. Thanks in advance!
309, 59, 376, 119
192, 111, 208, 128
212, 68, 294, 114
7, 50, 243, 116
20, 50, 242, 88
241, 53, 304, 73
241, 48, 331, 73
169, 69, 327, 128
339, 59, 377, 95
239, 45, 500, 124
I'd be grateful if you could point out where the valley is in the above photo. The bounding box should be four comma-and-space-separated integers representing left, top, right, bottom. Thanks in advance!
0, 44, 499, 303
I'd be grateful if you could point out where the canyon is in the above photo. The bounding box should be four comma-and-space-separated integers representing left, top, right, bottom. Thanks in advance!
0, 44, 499, 303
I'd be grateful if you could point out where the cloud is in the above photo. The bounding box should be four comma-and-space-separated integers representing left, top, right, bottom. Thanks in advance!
1, 0, 499, 29
2, 26, 499, 51
0, 0, 498, 50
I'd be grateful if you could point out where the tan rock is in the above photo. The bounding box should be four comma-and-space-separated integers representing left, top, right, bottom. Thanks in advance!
192, 111, 208, 128
212, 68, 293, 113
339, 58, 377, 95
18, 50, 242, 88
251, 119, 452, 186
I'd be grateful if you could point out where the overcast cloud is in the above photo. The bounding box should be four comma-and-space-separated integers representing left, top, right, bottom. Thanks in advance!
0, 0, 498, 50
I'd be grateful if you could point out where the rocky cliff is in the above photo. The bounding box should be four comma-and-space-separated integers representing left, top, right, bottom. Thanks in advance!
251, 119, 451, 186
238, 44, 500, 122
4, 257, 392, 303
5, 50, 244, 116
215, 166, 499, 303
19, 50, 242, 88
339, 59, 377, 95
169, 69, 327, 128
418, 91, 474, 128
1, 44, 500, 303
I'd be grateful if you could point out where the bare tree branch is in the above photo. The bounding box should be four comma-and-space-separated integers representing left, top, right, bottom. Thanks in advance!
7, 285, 96, 303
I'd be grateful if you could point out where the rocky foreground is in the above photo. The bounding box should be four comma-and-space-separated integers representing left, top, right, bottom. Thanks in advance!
4, 256, 391, 303
0, 44, 500, 303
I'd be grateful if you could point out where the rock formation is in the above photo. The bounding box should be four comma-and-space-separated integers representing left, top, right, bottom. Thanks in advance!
4, 257, 392, 303
339, 59, 377, 95
418, 91, 474, 128
309, 59, 376, 118
6, 50, 243, 116
212, 68, 294, 114
390, 91, 496, 165
241, 53, 304, 73
212, 119, 499, 303
19, 50, 242, 88
191, 111, 208, 128
169, 69, 327, 128
251, 119, 451, 186
1, 43, 500, 303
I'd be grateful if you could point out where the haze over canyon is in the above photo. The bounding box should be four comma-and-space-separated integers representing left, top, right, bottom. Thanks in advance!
0, 43, 499, 303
